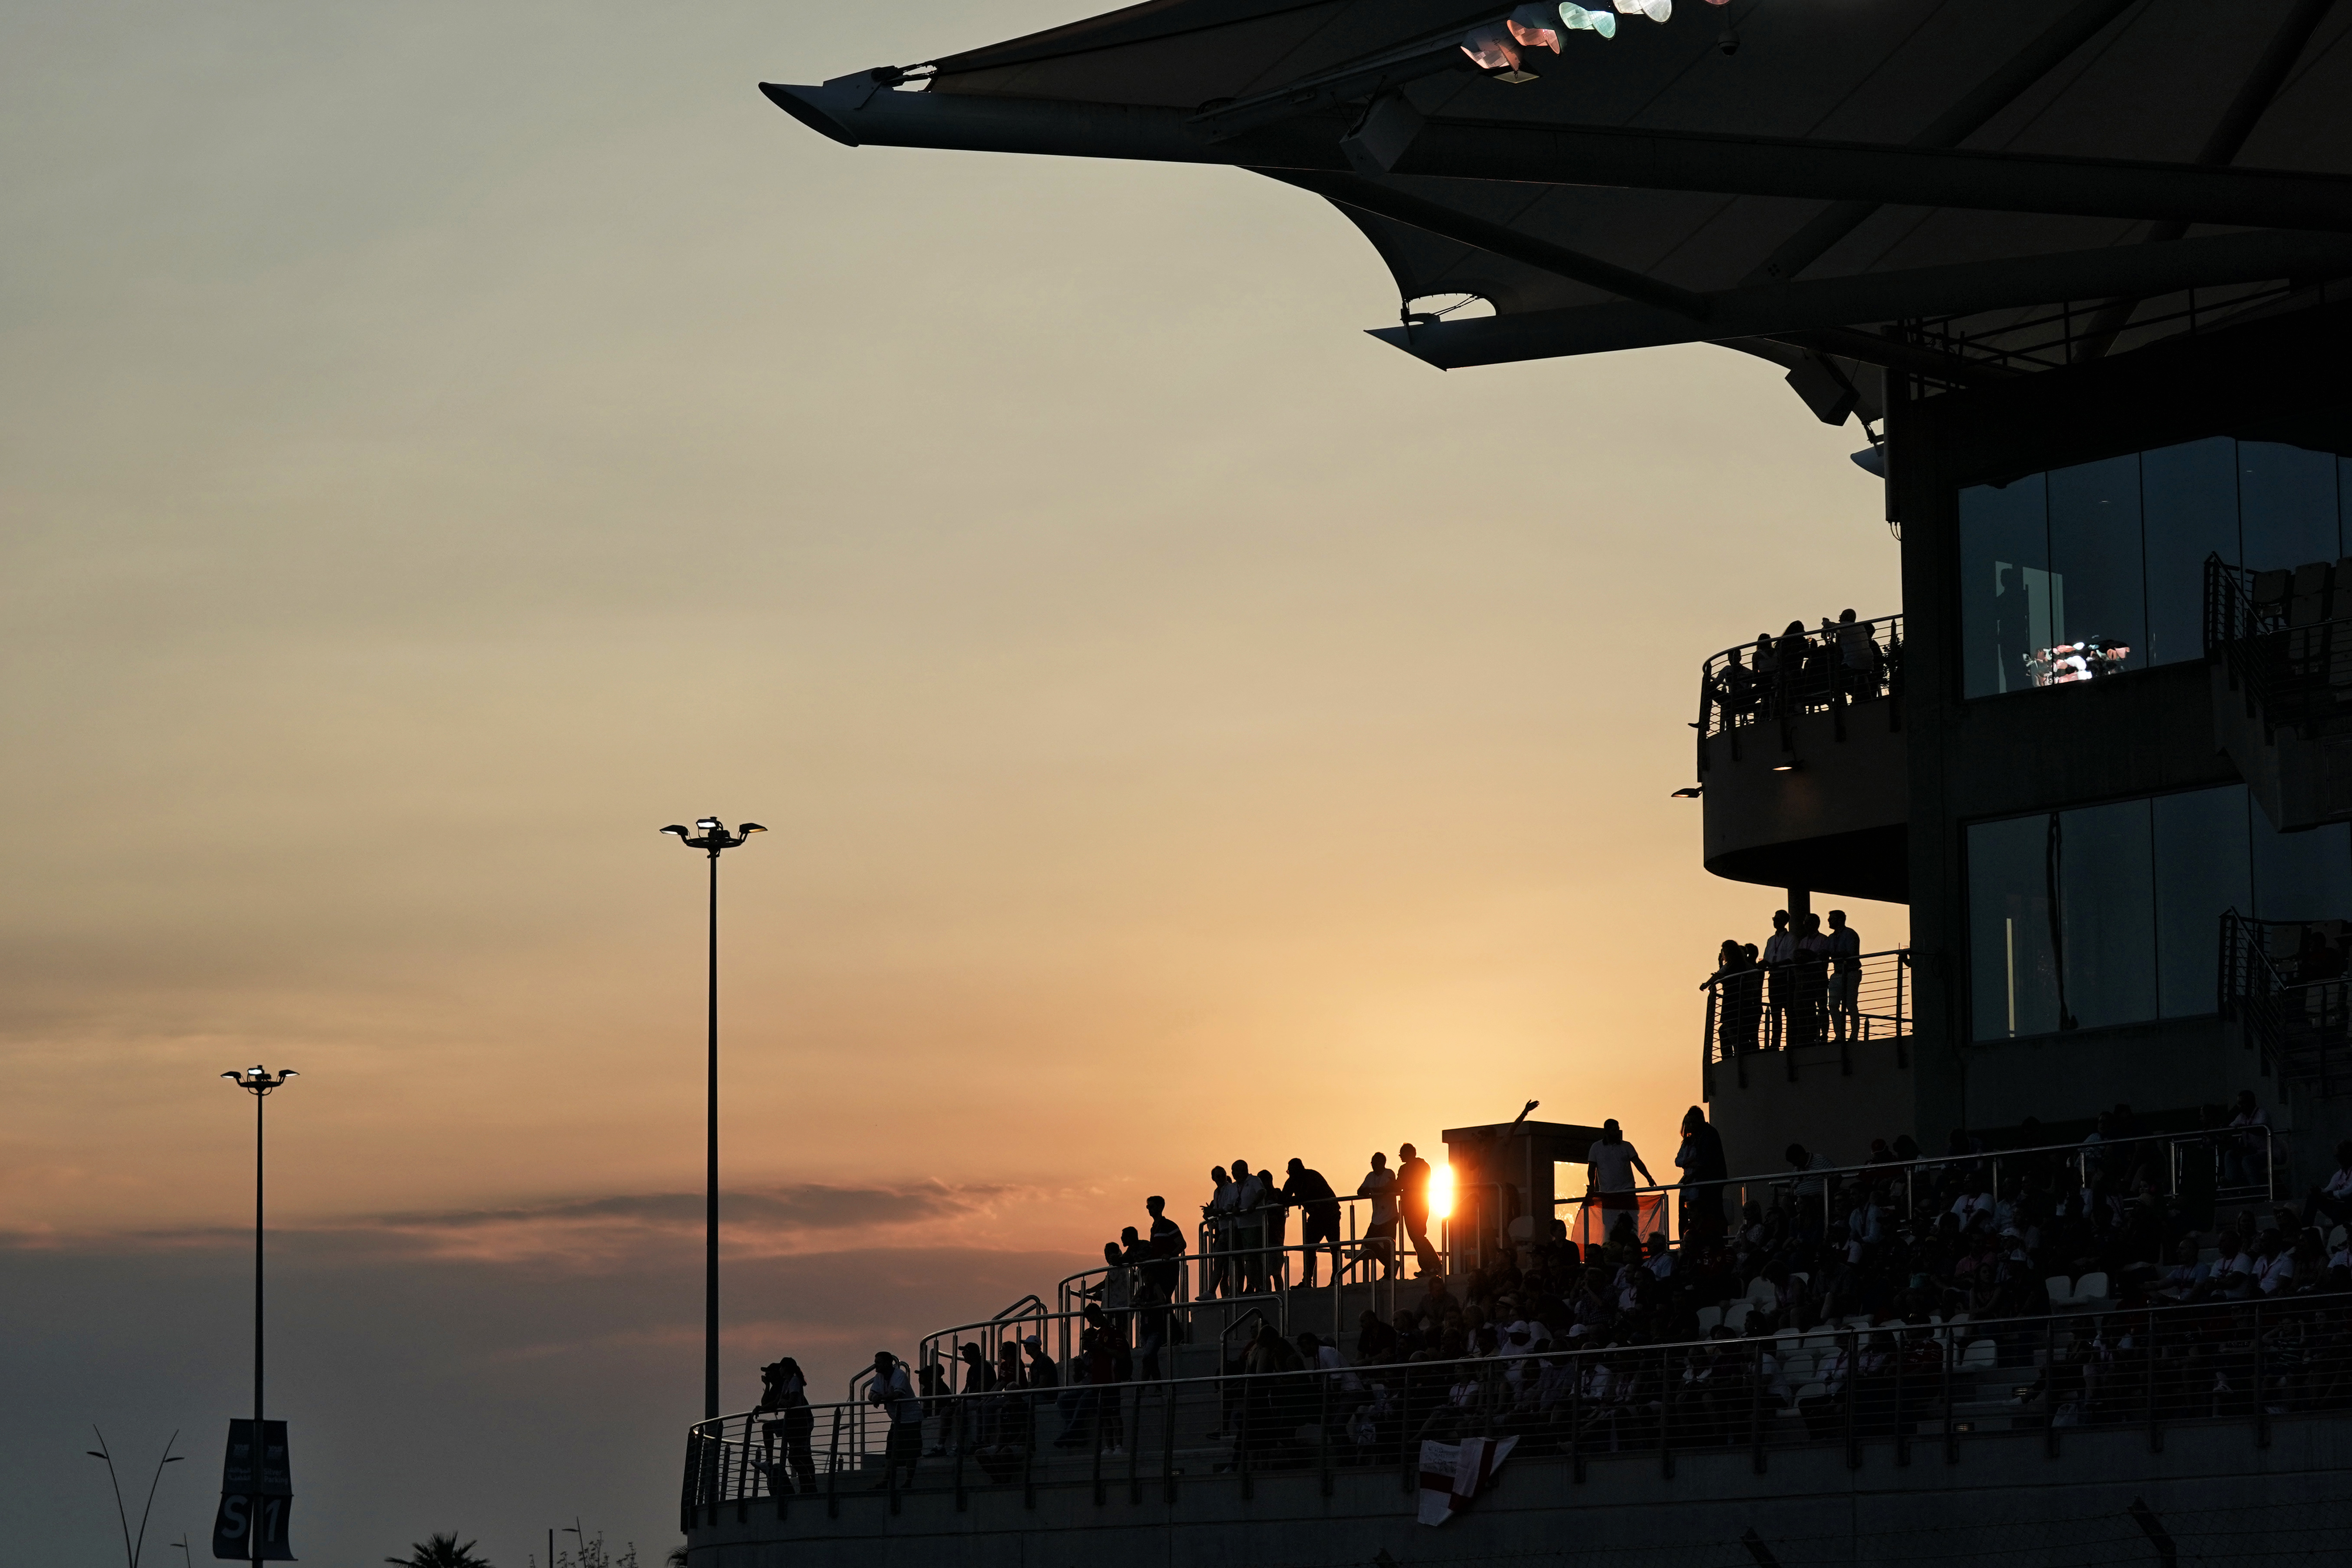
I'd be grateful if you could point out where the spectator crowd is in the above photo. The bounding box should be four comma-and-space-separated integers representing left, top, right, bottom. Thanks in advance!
740, 1095, 2352, 1493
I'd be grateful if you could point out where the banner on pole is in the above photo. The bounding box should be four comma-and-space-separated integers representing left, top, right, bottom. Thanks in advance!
212, 1420, 295, 1560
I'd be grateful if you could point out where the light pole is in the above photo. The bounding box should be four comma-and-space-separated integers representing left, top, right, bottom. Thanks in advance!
660, 816, 764, 1419
221, 1065, 295, 1568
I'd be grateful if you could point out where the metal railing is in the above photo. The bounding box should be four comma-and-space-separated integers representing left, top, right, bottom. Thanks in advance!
1904, 280, 2299, 378
1695, 613, 1902, 759
2205, 554, 2352, 741
684, 1289, 2352, 1527
2223, 909, 2352, 1098
1700, 946, 1909, 1084
1552, 1127, 2280, 1255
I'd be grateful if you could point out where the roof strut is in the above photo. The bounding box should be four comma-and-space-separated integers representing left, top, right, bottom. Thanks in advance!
2074, 0, 2341, 359
1744, 0, 2143, 285
1268, 169, 2010, 384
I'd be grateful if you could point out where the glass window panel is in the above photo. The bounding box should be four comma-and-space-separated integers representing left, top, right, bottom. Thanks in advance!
2239, 442, 2340, 569
2141, 438, 2238, 667
2153, 784, 2252, 1017
2251, 818, 2352, 921
1969, 813, 2061, 1040
1958, 475, 2050, 698
2054, 799, 2157, 1029
2048, 454, 2146, 672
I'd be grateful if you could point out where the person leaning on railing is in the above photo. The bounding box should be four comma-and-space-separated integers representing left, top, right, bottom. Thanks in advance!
864, 1350, 924, 1489
754, 1356, 816, 1495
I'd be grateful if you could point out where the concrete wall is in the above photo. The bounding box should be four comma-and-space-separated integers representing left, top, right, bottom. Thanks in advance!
1704, 1034, 1917, 1185
686, 1411, 2352, 1568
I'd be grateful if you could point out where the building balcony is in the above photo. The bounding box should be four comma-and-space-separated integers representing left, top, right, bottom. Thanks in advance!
1693, 613, 1907, 902
2207, 555, 2352, 832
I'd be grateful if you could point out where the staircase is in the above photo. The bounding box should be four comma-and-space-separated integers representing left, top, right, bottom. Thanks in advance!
2220, 909, 2352, 1097
2206, 554, 2352, 831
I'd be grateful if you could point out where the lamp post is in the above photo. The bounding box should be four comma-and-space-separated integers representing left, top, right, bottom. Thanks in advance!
661, 816, 765, 1420
220, 1065, 296, 1568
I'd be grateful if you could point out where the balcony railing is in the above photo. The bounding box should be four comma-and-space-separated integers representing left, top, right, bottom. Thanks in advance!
1700, 946, 1910, 1084
1695, 612, 1903, 758
685, 1285, 2335, 1528
2222, 909, 2352, 1097
2205, 554, 2352, 740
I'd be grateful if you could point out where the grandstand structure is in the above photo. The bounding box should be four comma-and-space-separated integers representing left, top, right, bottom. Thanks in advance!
688, 0, 2352, 1561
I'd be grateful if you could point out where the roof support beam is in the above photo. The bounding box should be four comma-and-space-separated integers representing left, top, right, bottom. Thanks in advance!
1367, 228, 2352, 368
761, 81, 2352, 234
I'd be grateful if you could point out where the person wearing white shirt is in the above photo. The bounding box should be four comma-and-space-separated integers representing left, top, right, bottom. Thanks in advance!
2203, 1234, 2257, 1300
2255, 1232, 2296, 1294
2225, 1090, 2270, 1188
2303, 1140, 2352, 1229
1585, 1120, 1654, 1243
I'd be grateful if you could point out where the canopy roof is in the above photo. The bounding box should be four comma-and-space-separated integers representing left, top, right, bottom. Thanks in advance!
763, 0, 2352, 411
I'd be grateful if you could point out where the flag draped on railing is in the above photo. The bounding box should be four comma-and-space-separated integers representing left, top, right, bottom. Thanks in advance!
1415, 1435, 1516, 1526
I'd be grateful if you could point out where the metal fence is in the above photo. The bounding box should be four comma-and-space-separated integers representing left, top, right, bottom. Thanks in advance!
1553, 1127, 2280, 1255
2222, 908, 2352, 1097
1695, 613, 1902, 757
684, 1288, 2352, 1527
2205, 552, 2352, 739
1700, 947, 1909, 1083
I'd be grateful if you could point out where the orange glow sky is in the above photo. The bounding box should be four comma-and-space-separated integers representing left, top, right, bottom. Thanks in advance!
2, 0, 1902, 1559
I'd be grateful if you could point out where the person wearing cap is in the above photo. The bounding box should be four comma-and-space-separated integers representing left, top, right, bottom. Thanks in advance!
1584, 1120, 1653, 1241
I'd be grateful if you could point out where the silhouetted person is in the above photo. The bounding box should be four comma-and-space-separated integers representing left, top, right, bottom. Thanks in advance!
1144, 1195, 1184, 1300
1396, 1142, 1443, 1278
1203, 1165, 1237, 1298
1761, 909, 1795, 1049
1230, 1159, 1268, 1294
1826, 909, 1862, 1041
1585, 1119, 1652, 1243
866, 1350, 923, 1488
1356, 1152, 1399, 1279
1675, 1106, 1727, 1241
1284, 1157, 1343, 1285
757, 1356, 815, 1494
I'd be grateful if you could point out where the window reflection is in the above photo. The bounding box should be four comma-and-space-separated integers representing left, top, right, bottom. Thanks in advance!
1958, 439, 2347, 701
1969, 784, 2352, 1040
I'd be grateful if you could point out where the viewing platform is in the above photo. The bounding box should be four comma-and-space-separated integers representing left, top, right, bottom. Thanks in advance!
1693, 614, 1907, 904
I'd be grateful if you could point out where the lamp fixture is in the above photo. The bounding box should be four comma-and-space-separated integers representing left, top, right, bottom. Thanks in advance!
1670, 786, 1703, 799
1770, 760, 1803, 773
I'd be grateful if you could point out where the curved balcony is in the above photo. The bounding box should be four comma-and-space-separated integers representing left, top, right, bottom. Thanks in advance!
1693, 613, 1907, 902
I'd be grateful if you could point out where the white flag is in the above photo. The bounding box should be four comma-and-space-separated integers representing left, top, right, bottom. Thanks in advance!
1415, 1434, 1517, 1526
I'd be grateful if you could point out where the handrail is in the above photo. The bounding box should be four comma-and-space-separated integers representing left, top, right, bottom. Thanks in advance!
1699, 946, 1910, 1078
1695, 611, 1902, 756
686, 1288, 2351, 1522
2204, 552, 2352, 740
1553, 1124, 2281, 1248
2222, 908, 2350, 1098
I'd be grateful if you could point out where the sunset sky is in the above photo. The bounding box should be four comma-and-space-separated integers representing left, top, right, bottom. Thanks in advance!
3, 2, 1902, 1561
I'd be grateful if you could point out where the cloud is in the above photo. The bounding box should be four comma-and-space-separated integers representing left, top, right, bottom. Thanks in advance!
0, 1177, 1103, 1269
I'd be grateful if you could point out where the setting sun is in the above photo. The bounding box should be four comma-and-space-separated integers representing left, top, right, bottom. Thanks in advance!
1427, 1160, 1452, 1221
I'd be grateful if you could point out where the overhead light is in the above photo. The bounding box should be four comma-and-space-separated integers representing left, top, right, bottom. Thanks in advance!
1557, 3, 1617, 37
1508, 3, 1564, 50
1613, 0, 1671, 20
1671, 786, 1703, 799
1850, 445, 1886, 478
1771, 760, 1802, 773
1459, 24, 1529, 74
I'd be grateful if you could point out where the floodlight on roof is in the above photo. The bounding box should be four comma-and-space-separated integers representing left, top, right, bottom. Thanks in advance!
1508, 4, 1563, 51
1459, 25, 1525, 73
1558, 3, 1617, 37
1613, 0, 1671, 20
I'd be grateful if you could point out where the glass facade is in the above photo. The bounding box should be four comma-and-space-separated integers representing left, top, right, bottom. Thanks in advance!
1967, 785, 2352, 1040
1958, 440, 2352, 699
